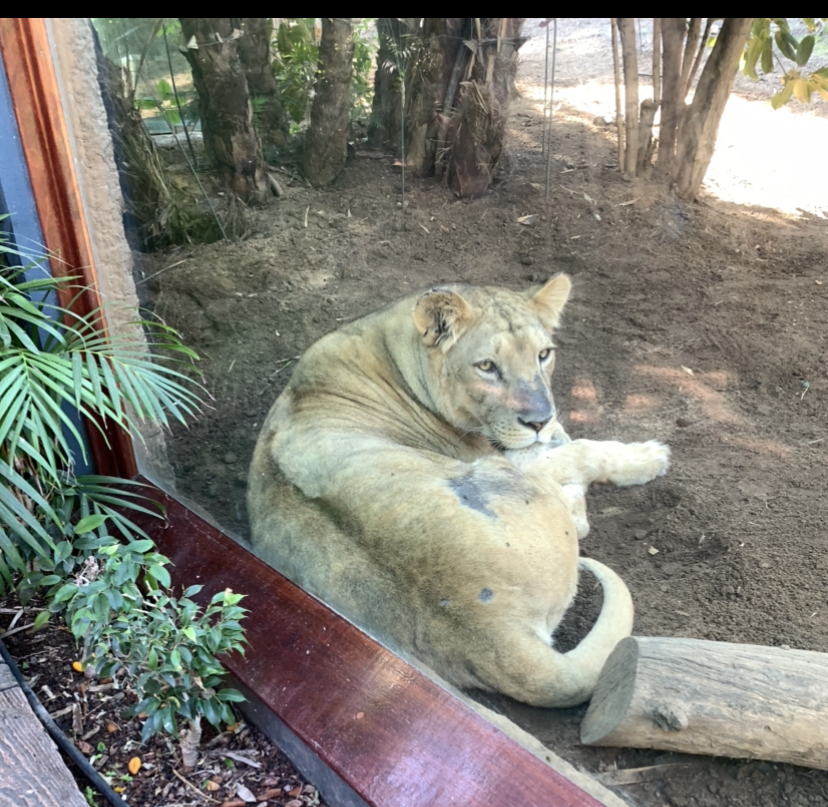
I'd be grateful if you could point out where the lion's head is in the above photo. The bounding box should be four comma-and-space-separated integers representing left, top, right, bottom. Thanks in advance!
412, 274, 572, 450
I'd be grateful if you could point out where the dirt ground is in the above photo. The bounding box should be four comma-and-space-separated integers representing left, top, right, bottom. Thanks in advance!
142, 19, 828, 807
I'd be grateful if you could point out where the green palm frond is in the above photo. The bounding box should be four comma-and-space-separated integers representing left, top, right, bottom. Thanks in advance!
0, 459, 60, 561
1, 233, 204, 586
73, 475, 164, 542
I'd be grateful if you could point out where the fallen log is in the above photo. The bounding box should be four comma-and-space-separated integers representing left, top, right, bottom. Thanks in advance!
581, 636, 828, 770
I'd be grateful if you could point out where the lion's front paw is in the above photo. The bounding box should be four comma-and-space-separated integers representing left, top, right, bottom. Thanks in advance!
606, 440, 670, 487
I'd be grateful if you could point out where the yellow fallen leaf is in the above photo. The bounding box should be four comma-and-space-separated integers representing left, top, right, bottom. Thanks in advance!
205, 780, 220, 792
105, 722, 119, 733
114, 787, 125, 794
128, 757, 142, 775
72, 661, 83, 673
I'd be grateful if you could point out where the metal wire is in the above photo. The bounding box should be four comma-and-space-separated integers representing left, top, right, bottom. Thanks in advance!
544, 19, 557, 203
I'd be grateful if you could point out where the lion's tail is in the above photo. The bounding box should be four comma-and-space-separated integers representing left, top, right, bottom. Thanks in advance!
552, 557, 634, 707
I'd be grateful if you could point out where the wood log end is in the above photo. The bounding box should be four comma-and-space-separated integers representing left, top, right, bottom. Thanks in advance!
580, 635, 639, 745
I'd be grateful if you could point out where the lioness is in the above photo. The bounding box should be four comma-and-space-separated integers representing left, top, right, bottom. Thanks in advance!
249, 275, 669, 707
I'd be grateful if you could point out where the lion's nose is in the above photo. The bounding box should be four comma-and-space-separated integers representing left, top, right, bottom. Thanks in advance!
519, 417, 551, 433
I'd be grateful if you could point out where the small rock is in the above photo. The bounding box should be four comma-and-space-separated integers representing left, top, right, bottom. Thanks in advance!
223, 451, 238, 464
676, 417, 692, 428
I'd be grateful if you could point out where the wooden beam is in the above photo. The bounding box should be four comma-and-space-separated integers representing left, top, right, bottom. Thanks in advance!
0, 661, 89, 807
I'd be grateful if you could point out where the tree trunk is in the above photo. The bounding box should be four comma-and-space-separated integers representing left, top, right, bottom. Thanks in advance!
179, 17, 269, 203
237, 18, 289, 151
652, 18, 661, 106
403, 18, 467, 177
636, 99, 657, 175
303, 18, 354, 186
610, 19, 625, 170
581, 636, 828, 770
686, 18, 715, 96
657, 18, 685, 176
403, 18, 525, 197
368, 18, 420, 150
679, 18, 702, 97
618, 18, 638, 178
671, 17, 751, 200
447, 18, 525, 197
180, 716, 202, 769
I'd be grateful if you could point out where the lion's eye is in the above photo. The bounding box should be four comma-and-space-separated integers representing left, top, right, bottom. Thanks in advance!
476, 360, 497, 373
539, 348, 553, 362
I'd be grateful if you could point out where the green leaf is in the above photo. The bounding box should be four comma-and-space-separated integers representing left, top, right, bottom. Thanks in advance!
215, 688, 246, 703
0, 477, 58, 558
0, 458, 63, 531
760, 38, 773, 74
126, 539, 155, 554
796, 35, 815, 67
774, 29, 798, 62
140, 712, 159, 743
771, 79, 795, 109
182, 626, 197, 642
105, 587, 124, 611
156, 78, 172, 98
52, 583, 79, 605
160, 704, 178, 737
201, 696, 222, 729
32, 610, 50, 631
147, 564, 171, 589
792, 78, 812, 103
93, 591, 110, 622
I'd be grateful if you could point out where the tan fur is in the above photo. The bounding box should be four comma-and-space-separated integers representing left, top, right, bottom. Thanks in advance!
248, 276, 669, 706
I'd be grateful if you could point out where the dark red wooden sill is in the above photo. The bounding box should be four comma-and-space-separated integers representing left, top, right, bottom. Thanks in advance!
134, 482, 602, 807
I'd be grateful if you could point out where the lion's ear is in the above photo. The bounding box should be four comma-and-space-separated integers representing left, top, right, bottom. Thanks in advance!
528, 273, 571, 331
412, 288, 475, 348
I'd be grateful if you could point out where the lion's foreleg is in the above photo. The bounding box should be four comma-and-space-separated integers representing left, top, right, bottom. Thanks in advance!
507, 439, 670, 488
